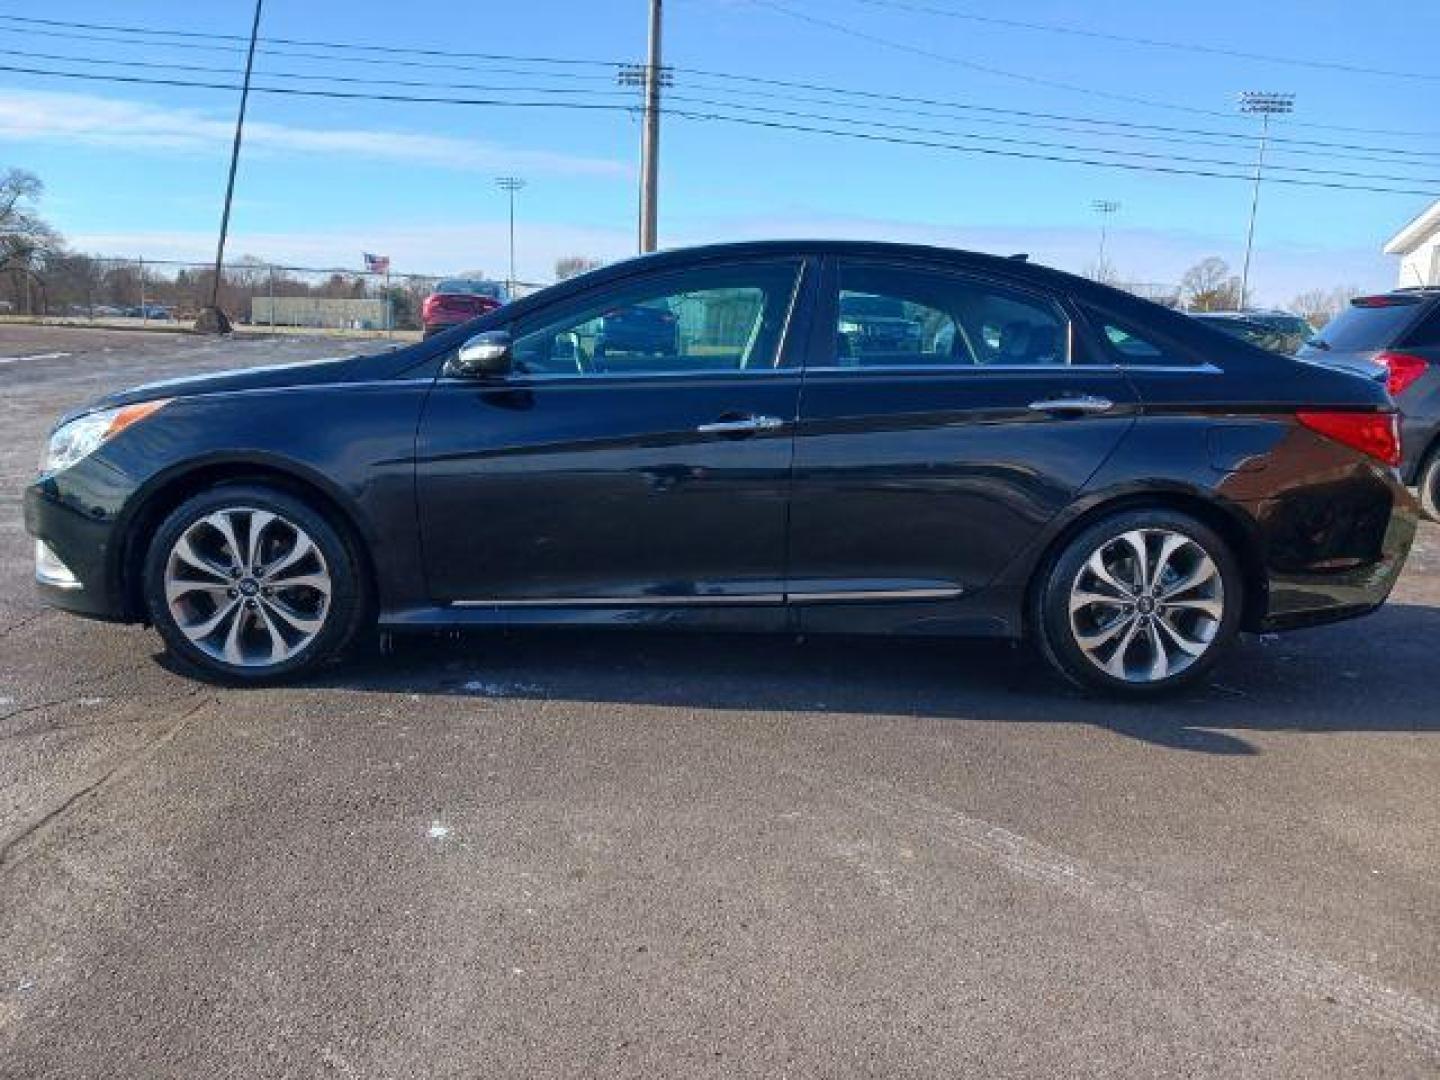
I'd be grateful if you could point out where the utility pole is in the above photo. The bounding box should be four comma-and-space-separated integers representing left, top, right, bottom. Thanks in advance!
1238, 91, 1294, 311
495, 177, 526, 294
618, 2, 668, 252
639, 0, 663, 252
1091, 200, 1120, 278
200, 0, 263, 334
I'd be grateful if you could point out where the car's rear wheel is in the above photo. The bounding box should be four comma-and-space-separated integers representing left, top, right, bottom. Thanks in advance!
143, 484, 365, 682
1417, 447, 1440, 522
1032, 509, 1243, 697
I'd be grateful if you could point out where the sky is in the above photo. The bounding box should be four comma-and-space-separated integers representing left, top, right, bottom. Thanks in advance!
1, 0, 1438, 305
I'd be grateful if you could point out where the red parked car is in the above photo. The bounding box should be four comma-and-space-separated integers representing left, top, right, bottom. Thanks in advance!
421, 279, 509, 337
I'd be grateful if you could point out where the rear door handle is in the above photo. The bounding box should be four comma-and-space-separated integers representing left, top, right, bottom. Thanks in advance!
1027, 395, 1114, 415
696, 415, 786, 434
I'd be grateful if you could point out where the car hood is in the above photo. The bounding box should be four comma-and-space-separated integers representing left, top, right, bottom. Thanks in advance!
84, 347, 414, 416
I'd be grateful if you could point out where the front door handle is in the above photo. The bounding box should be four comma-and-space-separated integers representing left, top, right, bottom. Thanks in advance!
1027, 395, 1114, 415
696, 414, 787, 435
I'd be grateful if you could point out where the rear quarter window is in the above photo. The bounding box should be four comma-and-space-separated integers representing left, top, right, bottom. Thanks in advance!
1085, 310, 1197, 367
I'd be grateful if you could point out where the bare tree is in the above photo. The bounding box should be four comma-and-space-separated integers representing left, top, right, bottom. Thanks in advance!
0, 169, 62, 312
1290, 284, 1362, 328
1180, 256, 1246, 312
1084, 256, 1122, 286
555, 255, 602, 281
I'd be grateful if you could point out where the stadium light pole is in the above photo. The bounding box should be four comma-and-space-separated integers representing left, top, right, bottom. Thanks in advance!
1091, 199, 1120, 276
200, 0, 263, 334
495, 176, 526, 293
1238, 91, 1294, 310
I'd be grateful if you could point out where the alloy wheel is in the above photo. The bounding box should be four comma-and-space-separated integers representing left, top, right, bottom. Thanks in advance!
1067, 528, 1224, 684
163, 506, 332, 668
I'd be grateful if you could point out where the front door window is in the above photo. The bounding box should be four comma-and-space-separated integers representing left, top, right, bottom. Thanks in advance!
510, 262, 802, 375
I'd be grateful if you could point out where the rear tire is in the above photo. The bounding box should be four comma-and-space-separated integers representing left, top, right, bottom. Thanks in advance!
1417, 448, 1440, 522
143, 484, 366, 683
1031, 508, 1244, 698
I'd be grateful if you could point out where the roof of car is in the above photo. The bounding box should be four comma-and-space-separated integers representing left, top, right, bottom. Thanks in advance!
495, 239, 1248, 348
1193, 309, 1302, 319
574, 239, 1099, 295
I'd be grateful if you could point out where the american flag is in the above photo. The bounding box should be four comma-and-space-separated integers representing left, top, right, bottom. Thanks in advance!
362, 253, 390, 274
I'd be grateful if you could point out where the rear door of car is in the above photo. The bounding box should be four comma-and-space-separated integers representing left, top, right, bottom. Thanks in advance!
786, 256, 1139, 625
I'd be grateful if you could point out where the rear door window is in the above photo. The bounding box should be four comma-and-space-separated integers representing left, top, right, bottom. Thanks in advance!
831, 262, 1070, 367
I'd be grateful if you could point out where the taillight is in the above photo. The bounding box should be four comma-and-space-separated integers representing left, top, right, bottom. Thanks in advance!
1376, 351, 1428, 398
1296, 410, 1401, 467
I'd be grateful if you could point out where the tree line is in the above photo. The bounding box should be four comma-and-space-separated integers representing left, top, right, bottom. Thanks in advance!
0, 167, 1370, 330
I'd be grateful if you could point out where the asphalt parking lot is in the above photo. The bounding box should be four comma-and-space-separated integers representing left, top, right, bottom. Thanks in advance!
1, 325, 1437, 1078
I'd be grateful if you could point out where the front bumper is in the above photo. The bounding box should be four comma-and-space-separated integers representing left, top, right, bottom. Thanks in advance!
23, 480, 132, 621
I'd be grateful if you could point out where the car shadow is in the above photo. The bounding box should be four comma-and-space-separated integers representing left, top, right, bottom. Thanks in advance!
201, 600, 1440, 757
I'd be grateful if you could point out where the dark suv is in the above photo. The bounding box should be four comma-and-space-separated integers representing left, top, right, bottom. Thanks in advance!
1298, 288, 1440, 516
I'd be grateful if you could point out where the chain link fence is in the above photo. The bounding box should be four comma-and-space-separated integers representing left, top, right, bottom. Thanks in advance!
0, 255, 547, 337
0, 254, 1188, 335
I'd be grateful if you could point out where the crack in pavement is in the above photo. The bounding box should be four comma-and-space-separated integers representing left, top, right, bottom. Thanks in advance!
0, 694, 212, 873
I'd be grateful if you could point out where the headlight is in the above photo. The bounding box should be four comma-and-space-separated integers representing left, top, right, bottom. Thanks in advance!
42, 399, 171, 474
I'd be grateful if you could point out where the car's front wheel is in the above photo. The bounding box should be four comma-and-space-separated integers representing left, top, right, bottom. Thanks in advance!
143, 484, 366, 682
1032, 509, 1243, 697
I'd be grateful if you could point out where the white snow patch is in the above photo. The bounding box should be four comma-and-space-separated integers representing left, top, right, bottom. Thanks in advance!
462, 679, 540, 696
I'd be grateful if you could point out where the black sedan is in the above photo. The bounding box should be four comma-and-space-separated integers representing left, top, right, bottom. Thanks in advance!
24, 241, 1418, 696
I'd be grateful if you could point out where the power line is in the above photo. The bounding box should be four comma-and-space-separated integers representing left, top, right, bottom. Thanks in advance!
6, 49, 1438, 187
669, 66, 1440, 159
842, 0, 1440, 84
745, 0, 1440, 140
670, 79, 1440, 168
1, 60, 1435, 198
5, 34, 1436, 169
0, 25, 624, 83
0, 46, 638, 100
0, 13, 619, 68
748, 0, 1240, 121
6, 11, 1440, 148
659, 93, 1440, 186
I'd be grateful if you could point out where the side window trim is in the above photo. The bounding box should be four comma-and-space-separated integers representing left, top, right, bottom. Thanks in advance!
497, 257, 808, 381
814, 256, 1080, 373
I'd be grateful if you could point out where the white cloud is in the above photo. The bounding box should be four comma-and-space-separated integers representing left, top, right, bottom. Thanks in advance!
0, 89, 627, 177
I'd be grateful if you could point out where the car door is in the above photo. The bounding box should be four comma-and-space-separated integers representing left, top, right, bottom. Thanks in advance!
415, 258, 810, 611
788, 256, 1138, 623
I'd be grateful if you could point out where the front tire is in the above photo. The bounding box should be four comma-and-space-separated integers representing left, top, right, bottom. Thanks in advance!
143, 484, 365, 682
1031, 509, 1243, 698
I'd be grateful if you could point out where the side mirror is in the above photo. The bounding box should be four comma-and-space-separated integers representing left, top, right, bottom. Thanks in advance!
447, 330, 513, 377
